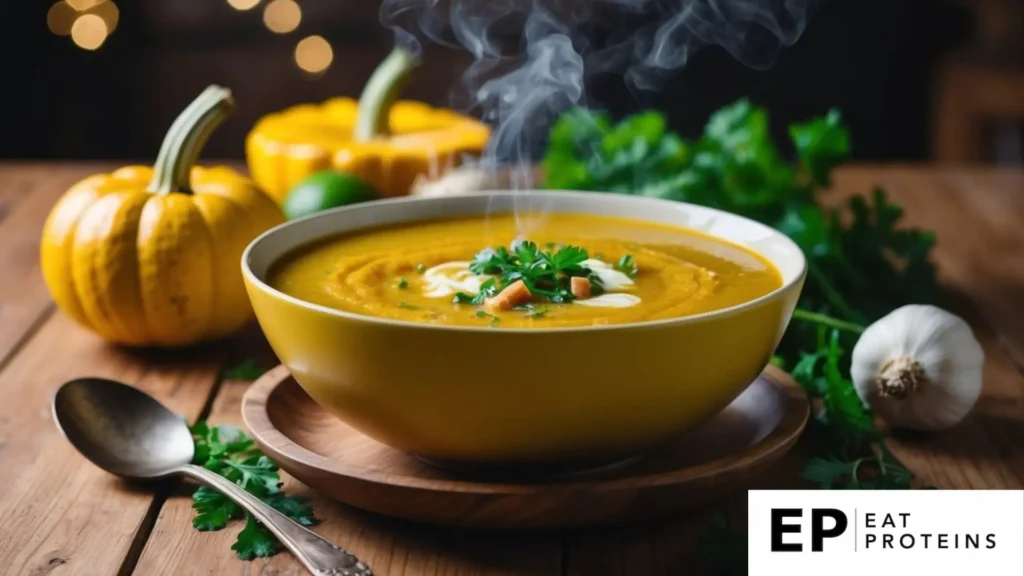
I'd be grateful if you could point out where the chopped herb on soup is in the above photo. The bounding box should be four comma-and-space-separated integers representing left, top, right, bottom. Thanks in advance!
453, 278, 496, 305
615, 255, 638, 279
466, 241, 604, 306
475, 309, 500, 326
267, 214, 782, 328
516, 304, 549, 318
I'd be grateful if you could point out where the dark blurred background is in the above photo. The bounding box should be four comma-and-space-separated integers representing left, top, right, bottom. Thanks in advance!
3, 0, 1022, 165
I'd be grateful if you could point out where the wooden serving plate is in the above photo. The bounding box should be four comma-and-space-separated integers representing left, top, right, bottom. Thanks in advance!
242, 365, 808, 529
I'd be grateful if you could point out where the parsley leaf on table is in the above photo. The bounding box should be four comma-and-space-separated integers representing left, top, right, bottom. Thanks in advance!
192, 486, 239, 531
232, 514, 279, 560
191, 421, 254, 466
265, 493, 316, 525
188, 421, 318, 560
789, 328, 912, 489
216, 455, 283, 497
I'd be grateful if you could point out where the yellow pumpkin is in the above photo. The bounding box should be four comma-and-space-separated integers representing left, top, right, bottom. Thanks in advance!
246, 47, 490, 203
40, 86, 284, 348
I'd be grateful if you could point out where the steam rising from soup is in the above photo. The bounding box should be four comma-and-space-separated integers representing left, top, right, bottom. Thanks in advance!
380, 0, 817, 170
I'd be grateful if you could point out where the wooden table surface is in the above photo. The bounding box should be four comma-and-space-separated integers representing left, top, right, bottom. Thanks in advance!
0, 164, 1021, 575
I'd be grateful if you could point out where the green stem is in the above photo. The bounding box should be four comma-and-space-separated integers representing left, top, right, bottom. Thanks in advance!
807, 261, 866, 325
354, 46, 420, 141
792, 308, 865, 334
148, 85, 234, 194
849, 457, 867, 485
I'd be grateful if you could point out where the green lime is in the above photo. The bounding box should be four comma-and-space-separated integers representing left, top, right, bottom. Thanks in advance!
282, 171, 379, 219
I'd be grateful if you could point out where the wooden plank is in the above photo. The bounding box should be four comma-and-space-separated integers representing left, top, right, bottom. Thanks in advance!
0, 164, 111, 367
0, 164, 41, 213
927, 169, 1024, 368
135, 342, 564, 576
0, 313, 224, 575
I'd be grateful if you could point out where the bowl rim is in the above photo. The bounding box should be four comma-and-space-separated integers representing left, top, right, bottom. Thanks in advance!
241, 190, 808, 333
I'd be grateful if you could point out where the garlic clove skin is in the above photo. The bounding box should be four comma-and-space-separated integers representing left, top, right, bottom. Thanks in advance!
411, 163, 543, 197
412, 166, 503, 197
850, 304, 984, 432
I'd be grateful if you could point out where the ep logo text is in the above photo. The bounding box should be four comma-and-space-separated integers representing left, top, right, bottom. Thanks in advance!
770, 508, 847, 552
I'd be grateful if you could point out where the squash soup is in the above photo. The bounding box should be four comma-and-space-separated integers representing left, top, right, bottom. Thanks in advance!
268, 213, 782, 328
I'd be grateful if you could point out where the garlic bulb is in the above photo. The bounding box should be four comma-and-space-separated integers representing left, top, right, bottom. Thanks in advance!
850, 304, 984, 431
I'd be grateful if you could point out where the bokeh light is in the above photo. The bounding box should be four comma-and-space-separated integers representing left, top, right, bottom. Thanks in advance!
263, 0, 301, 34
66, 0, 100, 10
227, 0, 261, 11
295, 36, 333, 74
47, 2, 77, 36
49, 0, 119, 48
70, 13, 108, 50
91, 1, 119, 33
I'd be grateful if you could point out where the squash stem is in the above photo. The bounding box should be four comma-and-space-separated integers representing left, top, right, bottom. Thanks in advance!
148, 85, 234, 195
354, 46, 420, 141
792, 308, 865, 334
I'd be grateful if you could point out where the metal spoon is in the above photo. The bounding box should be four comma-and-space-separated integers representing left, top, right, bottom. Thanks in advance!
52, 377, 371, 576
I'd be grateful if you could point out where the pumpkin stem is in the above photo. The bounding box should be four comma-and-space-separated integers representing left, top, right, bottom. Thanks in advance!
354, 46, 420, 141
148, 85, 234, 195
876, 355, 928, 400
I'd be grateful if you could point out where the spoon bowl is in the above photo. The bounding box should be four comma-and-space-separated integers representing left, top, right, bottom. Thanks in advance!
52, 377, 194, 480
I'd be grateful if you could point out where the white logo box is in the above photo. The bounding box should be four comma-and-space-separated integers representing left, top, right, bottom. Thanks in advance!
748, 490, 1024, 576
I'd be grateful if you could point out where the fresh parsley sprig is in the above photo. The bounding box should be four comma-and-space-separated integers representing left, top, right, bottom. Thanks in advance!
786, 322, 923, 490
456, 241, 607, 305
189, 421, 317, 560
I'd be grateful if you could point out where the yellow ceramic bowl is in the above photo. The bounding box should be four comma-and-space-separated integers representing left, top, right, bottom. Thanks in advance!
242, 192, 806, 469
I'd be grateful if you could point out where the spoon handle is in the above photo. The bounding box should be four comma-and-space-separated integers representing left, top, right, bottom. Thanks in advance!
182, 464, 371, 576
